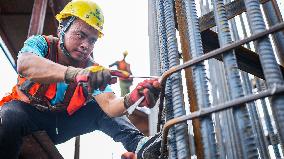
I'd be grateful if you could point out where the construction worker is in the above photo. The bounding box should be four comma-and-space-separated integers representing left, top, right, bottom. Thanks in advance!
0, 0, 161, 158
109, 51, 133, 96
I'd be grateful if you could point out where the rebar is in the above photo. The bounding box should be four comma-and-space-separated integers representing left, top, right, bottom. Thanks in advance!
156, 0, 178, 157
182, 0, 218, 158
163, 0, 190, 158
244, 0, 284, 146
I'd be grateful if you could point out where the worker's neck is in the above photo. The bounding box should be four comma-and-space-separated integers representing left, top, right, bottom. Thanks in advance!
57, 44, 85, 68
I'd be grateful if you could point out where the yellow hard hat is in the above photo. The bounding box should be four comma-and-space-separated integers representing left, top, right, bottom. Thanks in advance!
123, 51, 128, 56
56, 0, 104, 37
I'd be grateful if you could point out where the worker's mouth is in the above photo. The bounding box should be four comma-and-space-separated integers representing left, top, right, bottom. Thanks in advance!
75, 50, 86, 56
74, 50, 89, 60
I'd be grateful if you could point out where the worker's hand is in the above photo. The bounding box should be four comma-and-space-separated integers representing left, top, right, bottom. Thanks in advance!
121, 152, 136, 159
124, 78, 160, 109
65, 66, 114, 93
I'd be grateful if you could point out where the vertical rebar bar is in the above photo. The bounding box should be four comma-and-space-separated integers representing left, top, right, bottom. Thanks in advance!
244, 0, 284, 146
148, 0, 161, 136
239, 7, 281, 157
156, 0, 178, 157
163, 0, 191, 158
212, 0, 259, 158
262, 0, 284, 66
229, 11, 270, 158
182, 0, 218, 158
241, 72, 270, 159
175, 0, 199, 156
256, 79, 281, 157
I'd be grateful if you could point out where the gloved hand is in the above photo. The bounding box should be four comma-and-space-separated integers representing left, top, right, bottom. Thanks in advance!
124, 78, 160, 109
121, 152, 137, 159
65, 66, 113, 93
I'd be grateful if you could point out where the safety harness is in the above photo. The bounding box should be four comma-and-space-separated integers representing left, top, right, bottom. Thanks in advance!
0, 35, 96, 115
17, 35, 79, 112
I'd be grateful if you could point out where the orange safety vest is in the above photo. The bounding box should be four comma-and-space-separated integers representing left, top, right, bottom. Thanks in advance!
0, 35, 94, 115
117, 60, 132, 81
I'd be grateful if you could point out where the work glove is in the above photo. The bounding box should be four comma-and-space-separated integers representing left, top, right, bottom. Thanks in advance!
65, 66, 113, 93
121, 152, 137, 159
124, 79, 160, 109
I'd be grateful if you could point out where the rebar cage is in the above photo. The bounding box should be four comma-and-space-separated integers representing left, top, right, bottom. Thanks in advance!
148, 0, 284, 158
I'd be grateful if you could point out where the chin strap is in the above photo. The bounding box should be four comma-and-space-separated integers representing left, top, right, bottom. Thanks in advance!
58, 16, 76, 58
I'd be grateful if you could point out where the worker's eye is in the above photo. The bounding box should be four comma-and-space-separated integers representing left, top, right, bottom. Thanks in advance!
89, 38, 97, 44
76, 33, 83, 39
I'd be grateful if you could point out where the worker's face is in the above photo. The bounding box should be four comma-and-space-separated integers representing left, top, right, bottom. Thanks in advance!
64, 19, 99, 61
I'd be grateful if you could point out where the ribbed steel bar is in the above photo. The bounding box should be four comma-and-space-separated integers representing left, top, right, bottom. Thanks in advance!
149, 0, 161, 77
175, 0, 201, 157
262, 0, 284, 66
208, 60, 236, 159
242, 72, 270, 159
157, 22, 284, 88
156, 0, 169, 132
238, 12, 279, 158
212, 0, 258, 158
222, 6, 245, 158
256, 79, 281, 157
181, 0, 218, 158
228, 11, 269, 158
201, 1, 234, 158
148, 0, 161, 135
157, 21, 284, 157
161, 84, 284, 158
244, 0, 284, 145
163, 0, 190, 158
156, 0, 178, 158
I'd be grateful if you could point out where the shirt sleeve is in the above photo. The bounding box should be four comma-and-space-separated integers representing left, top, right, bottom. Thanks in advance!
92, 85, 113, 96
18, 35, 48, 57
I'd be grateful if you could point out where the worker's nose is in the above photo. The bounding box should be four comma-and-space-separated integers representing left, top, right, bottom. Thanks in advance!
80, 40, 90, 51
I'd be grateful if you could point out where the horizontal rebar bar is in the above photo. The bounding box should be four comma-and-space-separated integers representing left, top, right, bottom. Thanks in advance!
158, 22, 284, 111
160, 84, 284, 157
